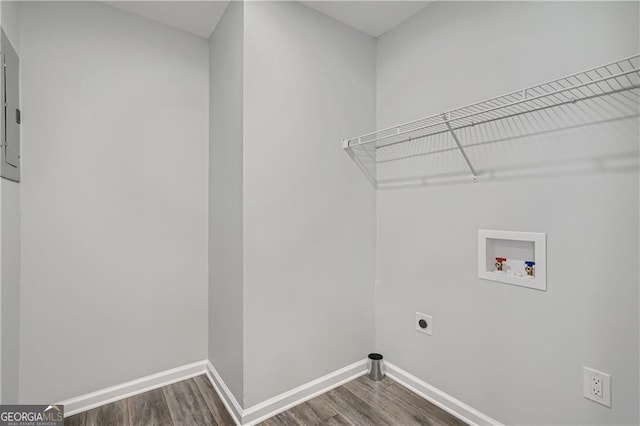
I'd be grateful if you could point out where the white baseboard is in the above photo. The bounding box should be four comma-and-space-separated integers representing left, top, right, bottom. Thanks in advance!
206, 359, 368, 426
385, 362, 502, 426
59, 360, 208, 417
242, 359, 368, 425
58, 358, 500, 426
205, 361, 243, 426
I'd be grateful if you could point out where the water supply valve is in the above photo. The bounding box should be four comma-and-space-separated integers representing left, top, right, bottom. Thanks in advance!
525, 261, 535, 277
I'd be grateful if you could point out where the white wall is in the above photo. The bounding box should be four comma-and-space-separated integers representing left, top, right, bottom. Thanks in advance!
209, 1, 244, 404
1, 0, 21, 404
1, 179, 19, 404
18, 1, 209, 403
376, 2, 639, 424
242, 1, 376, 407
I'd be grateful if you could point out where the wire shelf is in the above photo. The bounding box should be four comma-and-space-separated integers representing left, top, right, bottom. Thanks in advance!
343, 54, 640, 184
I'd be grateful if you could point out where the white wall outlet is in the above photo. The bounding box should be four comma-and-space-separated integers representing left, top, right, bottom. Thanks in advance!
591, 376, 602, 397
415, 312, 432, 336
583, 367, 611, 407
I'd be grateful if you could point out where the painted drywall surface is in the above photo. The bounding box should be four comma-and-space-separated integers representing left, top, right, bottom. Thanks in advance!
18, 2, 208, 403
1, 180, 19, 404
376, 1, 639, 424
209, 1, 244, 404
1, 0, 19, 53
0, 0, 21, 404
242, 1, 376, 407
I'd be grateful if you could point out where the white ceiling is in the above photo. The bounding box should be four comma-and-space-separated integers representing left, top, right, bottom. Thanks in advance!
105, 1, 230, 38
104, 1, 431, 39
301, 1, 431, 37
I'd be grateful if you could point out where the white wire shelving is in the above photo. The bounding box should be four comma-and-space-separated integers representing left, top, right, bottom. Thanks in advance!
343, 54, 640, 185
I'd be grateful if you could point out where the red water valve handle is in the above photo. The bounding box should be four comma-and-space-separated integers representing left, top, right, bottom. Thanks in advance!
495, 257, 507, 263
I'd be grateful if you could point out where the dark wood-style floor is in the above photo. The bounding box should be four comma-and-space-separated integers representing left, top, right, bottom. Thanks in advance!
65, 375, 234, 426
65, 374, 465, 426
260, 375, 465, 426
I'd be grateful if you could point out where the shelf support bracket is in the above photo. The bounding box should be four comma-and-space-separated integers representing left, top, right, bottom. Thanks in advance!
442, 114, 479, 182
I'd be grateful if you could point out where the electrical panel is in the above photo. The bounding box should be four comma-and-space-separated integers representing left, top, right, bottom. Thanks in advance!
1, 30, 20, 182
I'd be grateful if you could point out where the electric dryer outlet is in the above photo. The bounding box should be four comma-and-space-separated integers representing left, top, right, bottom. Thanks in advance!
415, 312, 432, 336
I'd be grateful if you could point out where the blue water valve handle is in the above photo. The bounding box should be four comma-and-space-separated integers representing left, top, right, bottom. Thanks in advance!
524, 261, 535, 267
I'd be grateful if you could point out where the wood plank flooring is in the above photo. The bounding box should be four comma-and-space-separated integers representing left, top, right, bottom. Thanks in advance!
65, 374, 465, 426
65, 376, 234, 426
259, 376, 466, 426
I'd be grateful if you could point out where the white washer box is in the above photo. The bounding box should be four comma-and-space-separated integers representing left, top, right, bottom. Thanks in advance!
478, 230, 547, 291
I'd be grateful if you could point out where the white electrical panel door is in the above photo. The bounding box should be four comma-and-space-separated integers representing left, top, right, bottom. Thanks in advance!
2, 30, 20, 182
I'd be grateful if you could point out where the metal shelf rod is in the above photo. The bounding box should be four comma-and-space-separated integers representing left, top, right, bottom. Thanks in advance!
443, 116, 478, 181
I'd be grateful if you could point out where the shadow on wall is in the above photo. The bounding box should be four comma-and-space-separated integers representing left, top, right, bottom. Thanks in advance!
377, 150, 639, 189
376, 111, 640, 189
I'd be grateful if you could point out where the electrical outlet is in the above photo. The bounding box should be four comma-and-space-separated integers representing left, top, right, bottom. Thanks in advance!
583, 367, 611, 407
592, 376, 602, 397
415, 312, 432, 336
